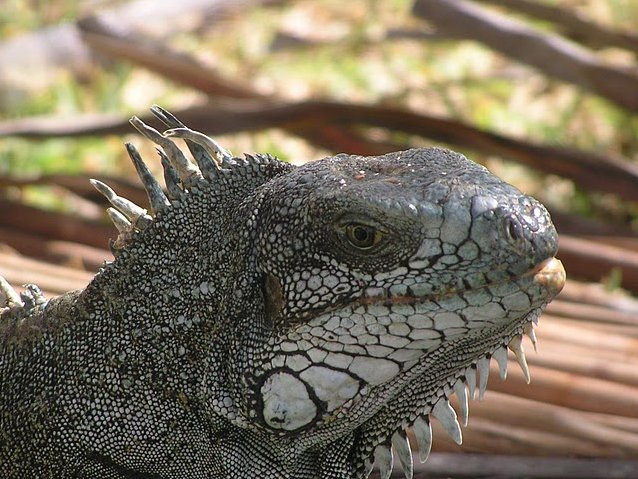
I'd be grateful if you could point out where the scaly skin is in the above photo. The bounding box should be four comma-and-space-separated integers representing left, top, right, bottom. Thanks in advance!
0, 107, 565, 479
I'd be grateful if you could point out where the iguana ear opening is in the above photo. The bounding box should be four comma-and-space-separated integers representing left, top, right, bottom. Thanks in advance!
263, 273, 285, 326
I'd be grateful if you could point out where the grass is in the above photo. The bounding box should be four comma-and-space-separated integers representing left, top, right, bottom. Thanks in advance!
0, 0, 637, 229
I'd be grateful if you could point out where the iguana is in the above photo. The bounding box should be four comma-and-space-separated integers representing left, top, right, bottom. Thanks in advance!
0, 106, 565, 479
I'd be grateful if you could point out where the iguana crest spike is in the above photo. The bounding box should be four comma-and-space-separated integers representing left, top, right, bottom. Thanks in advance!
1, 107, 565, 479
0, 276, 22, 309
164, 127, 232, 167
125, 142, 170, 214
90, 178, 151, 227
130, 115, 203, 185
106, 206, 131, 233
150, 105, 234, 174
158, 147, 184, 199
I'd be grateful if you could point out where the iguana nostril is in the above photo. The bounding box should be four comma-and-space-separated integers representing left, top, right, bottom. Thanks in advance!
506, 217, 524, 242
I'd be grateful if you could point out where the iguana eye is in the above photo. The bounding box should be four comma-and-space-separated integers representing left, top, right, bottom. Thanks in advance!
345, 223, 383, 250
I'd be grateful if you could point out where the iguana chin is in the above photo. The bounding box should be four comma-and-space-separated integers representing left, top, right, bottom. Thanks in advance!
0, 106, 565, 479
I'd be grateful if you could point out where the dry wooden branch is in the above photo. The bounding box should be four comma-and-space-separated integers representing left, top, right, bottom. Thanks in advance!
381, 452, 638, 478
0, 227, 109, 272
538, 315, 638, 363
476, 0, 638, 54
0, 0, 277, 94
3, 101, 638, 204
412, 0, 638, 112
546, 299, 638, 327
526, 339, 638, 386
73, 13, 638, 202
0, 251, 94, 295
434, 416, 605, 456
0, 174, 150, 208
489, 361, 638, 418
549, 210, 636, 238
1, 11, 636, 203
77, 15, 263, 100
558, 234, 638, 294
0, 200, 114, 249
558, 279, 638, 313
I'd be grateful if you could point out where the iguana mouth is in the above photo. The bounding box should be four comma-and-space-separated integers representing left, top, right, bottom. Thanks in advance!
359, 257, 565, 308
528, 257, 566, 291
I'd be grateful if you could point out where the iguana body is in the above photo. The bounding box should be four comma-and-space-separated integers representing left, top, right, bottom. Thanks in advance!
0, 107, 565, 478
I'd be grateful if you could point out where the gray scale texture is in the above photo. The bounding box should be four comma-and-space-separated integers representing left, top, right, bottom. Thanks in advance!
0, 113, 562, 479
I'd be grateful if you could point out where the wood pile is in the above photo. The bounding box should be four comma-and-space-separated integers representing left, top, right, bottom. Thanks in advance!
1, 175, 638, 478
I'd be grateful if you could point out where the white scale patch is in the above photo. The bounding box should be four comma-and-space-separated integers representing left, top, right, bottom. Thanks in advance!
299, 366, 359, 411
260, 371, 316, 431
349, 357, 399, 386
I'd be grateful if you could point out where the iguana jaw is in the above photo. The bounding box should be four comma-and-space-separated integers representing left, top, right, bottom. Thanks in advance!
352, 256, 565, 478
254, 256, 563, 436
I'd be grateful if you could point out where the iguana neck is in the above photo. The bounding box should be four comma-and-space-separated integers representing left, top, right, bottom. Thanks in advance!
74, 165, 290, 428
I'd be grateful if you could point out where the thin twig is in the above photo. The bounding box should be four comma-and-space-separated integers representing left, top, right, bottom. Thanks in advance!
412, 0, 638, 112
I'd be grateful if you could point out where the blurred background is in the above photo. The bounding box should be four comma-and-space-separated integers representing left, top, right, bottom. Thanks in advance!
1, 1, 638, 477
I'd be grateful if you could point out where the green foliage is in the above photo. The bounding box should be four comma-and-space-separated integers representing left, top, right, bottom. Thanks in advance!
0, 0, 79, 37
1, 0, 637, 226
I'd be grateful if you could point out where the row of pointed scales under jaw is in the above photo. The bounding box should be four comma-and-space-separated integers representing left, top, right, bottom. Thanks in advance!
368, 326, 537, 479
91, 105, 233, 253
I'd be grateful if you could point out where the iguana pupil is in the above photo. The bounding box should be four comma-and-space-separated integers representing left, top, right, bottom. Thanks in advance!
345, 224, 380, 249
0, 107, 565, 479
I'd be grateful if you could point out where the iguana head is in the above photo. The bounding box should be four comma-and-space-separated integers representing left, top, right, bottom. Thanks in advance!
246, 147, 564, 476
94, 108, 565, 479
